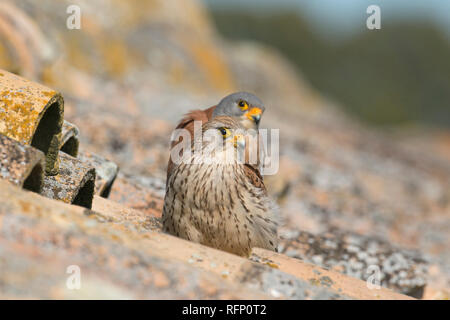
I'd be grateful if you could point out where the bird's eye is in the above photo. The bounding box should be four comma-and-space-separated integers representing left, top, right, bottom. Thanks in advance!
238, 100, 248, 110
218, 127, 231, 138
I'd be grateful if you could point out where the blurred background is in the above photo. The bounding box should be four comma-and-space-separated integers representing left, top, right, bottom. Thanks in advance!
206, 0, 450, 127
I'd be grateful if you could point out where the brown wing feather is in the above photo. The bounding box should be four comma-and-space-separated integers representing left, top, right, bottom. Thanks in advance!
243, 163, 267, 194
167, 106, 216, 181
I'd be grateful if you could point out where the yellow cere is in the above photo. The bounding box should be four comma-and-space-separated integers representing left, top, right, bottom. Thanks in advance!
246, 107, 262, 121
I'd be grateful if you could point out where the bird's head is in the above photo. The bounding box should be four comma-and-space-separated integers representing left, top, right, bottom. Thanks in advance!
212, 92, 265, 130
198, 116, 247, 164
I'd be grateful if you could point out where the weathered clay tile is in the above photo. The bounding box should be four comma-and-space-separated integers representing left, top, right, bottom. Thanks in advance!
0, 69, 63, 175
0, 133, 44, 192
77, 150, 119, 198
40, 152, 95, 208
278, 228, 428, 298
91, 195, 161, 233
108, 172, 164, 217
0, 179, 269, 299
250, 248, 414, 300
60, 120, 79, 157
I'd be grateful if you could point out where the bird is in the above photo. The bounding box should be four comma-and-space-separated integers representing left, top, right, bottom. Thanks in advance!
162, 116, 278, 257
166, 92, 265, 182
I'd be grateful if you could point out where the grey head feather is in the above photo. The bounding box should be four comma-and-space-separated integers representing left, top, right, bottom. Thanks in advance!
212, 92, 265, 118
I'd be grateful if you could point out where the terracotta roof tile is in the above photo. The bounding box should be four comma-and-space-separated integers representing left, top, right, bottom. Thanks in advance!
108, 172, 164, 217
278, 228, 427, 298
40, 152, 95, 208
0, 133, 44, 192
0, 69, 63, 175
251, 248, 414, 300
60, 120, 79, 157
78, 150, 119, 198
0, 179, 268, 299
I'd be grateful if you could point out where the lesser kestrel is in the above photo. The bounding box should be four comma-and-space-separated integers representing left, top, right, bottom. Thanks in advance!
162, 116, 278, 257
167, 92, 265, 181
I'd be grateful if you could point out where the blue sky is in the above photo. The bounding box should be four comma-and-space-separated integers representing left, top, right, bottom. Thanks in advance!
204, 0, 450, 39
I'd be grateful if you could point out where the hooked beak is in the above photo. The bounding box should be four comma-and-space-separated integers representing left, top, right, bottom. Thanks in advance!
246, 107, 262, 125
233, 134, 245, 149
